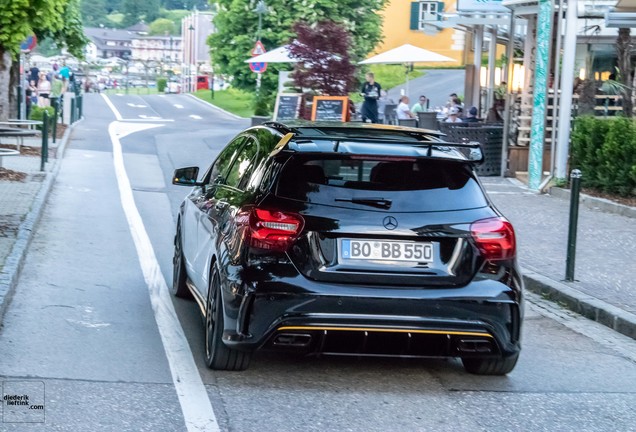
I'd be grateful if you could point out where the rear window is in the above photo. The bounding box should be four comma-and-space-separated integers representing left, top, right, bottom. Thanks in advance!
276, 156, 488, 212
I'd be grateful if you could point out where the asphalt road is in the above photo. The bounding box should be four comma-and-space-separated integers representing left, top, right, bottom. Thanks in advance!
1, 93, 635, 432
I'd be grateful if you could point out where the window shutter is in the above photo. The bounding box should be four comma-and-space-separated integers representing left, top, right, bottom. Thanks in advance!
410, 2, 421, 30
437, 2, 445, 20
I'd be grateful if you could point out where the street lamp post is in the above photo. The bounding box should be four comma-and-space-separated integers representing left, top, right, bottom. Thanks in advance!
188, 24, 195, 93
254, 0, 268, 94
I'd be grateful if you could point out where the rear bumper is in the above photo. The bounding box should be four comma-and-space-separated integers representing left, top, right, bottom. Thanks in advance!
220, 276, 523, 359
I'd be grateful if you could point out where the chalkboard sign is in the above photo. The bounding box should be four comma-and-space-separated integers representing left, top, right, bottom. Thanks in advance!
273, 93, 301, 121
311, 96, 349, 122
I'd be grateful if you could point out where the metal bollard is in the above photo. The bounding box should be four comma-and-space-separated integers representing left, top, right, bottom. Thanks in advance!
70, 98, 76, 124
17, 85, 22, 120
52, 98, 59, 144
565, 169, 582, 281
40, 110, 49, 171
77, 95, 83, 119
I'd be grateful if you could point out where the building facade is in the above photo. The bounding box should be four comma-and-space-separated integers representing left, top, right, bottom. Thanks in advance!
181, 11, 215, 91
377, 0, 466, 63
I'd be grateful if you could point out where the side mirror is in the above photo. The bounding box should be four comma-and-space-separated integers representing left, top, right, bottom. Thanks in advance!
172, 166, 201, 186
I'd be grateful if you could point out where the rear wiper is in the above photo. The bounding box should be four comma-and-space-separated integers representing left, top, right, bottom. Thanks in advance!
335, 197, 392, 209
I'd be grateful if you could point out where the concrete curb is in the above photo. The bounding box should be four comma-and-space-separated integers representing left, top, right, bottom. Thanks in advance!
522, 267, 636, 340
549, 186, 636, 219
185, 93, 246, 120
0, 119, 81, 322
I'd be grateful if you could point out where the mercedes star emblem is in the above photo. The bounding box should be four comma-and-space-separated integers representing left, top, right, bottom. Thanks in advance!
383, 216, 398, 230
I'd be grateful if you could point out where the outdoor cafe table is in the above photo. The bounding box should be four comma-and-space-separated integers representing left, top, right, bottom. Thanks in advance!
0, 127, 40, 151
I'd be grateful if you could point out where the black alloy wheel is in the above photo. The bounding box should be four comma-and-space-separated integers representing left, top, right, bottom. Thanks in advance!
172, 223, 192, 299
204, 267, 251, 371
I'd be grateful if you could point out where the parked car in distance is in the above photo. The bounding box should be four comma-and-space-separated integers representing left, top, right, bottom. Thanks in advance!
171, 122, 524, 374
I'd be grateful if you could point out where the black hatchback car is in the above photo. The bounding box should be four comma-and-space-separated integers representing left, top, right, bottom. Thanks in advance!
172, 122, 523, 374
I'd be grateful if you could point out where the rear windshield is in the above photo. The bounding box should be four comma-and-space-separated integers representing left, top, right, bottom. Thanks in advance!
276, 156, 488, 212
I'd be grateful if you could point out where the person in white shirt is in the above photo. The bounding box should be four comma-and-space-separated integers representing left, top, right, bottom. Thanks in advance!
445, 106, 463, 123
396, 96, 416, 120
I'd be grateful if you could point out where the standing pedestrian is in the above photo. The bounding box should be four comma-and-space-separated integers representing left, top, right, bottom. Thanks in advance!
360, 72, 381, 123
37, 72, 51, 107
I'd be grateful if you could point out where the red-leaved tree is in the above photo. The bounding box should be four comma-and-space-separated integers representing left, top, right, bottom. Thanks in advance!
289, 21, 356, 97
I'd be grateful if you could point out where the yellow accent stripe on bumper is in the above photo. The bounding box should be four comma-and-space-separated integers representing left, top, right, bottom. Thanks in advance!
277, 326, 493, 338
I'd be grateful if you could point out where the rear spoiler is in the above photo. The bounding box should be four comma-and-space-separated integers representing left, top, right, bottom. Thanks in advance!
268, 131, 484, 164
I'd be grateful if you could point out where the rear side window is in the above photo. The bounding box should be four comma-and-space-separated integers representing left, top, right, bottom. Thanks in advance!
276, 157, 487, 212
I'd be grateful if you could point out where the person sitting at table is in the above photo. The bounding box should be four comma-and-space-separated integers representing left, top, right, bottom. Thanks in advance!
463, 106, 480, 123
411, 95, 428, 114
445, 106, 463, 123
397, 96, 416, 120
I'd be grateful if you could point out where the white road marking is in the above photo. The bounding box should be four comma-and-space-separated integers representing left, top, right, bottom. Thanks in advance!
189, 115, 202, 120
105, 119, 220, 431
102, 94, 174, 122
127, 103, 148, 108
159, 95, 166, 98
174, 104, 184, 109
101, 94, 123, 120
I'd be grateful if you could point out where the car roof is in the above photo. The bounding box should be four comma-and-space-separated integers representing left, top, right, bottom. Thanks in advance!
261, 121, 445, 140
253, 121, 483, 164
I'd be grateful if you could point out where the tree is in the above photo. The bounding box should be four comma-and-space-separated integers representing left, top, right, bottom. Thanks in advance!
81, 0, 108, 27
209, 0, 386, 96
616, 28, 633, 118
0, 0, 87, 120
149, 18, 176, 35
289, 21, 356, 96
121, 0, 160, 27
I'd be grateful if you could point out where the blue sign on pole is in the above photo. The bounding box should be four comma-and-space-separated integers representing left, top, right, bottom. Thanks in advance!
249, 62, 267, 73
20, 34, 37, 52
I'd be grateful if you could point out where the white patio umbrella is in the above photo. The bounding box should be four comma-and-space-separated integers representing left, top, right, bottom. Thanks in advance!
246, 45, 297, 64
359, 44, 456, 94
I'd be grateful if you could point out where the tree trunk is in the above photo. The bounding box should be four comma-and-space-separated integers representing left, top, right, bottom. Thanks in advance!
579, 80, 598, 116
9, 56, 19, 120
617, 28, 633, 118
0, 49, 12, 122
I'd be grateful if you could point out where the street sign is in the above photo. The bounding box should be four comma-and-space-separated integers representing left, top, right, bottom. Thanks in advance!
249, 62, 267, 73
20, 34, 37, 53
250, 40, 267, 74
252, 40, 266, 56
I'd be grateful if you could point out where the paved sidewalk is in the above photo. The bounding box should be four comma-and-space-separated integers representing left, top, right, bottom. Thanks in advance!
0, 129, 635, 340
0, 130, 71, 320
482, 177, 636, 338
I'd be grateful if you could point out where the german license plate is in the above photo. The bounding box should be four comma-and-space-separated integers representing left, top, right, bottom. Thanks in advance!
340, 239, 433, 262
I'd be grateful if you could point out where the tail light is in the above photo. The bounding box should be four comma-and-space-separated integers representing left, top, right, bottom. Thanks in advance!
247, 208, 304, 252
470, 217, 516, 261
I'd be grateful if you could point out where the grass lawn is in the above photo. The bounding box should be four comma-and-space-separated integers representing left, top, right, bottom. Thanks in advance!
193, 88, 254, 118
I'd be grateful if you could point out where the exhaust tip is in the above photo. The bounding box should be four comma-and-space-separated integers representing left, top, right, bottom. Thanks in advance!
457, 339, 493, 354
273, 333, 313, 347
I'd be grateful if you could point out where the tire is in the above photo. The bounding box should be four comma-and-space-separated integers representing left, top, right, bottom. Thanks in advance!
172, 223, 192, 299
204, 268, 251, 371
462, 353, 519, 375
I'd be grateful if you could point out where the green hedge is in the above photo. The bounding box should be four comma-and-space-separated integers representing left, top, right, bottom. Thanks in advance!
29, 106, 55, 131
157, 78, 167, 93
570, 116, 636, 196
